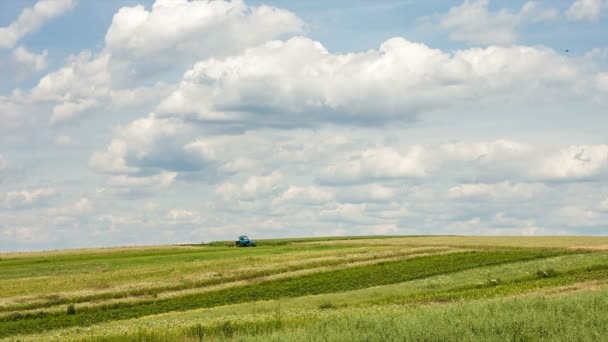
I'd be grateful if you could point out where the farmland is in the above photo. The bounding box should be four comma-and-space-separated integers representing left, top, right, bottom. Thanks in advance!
1, 236, 608, 341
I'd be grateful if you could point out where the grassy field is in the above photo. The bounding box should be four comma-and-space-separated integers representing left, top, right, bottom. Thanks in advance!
1, 236, 607, 341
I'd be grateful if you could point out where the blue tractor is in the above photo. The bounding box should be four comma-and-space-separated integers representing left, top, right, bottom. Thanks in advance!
235, 235, 256, 247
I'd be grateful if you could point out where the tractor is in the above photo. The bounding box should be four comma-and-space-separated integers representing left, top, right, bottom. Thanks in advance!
235, 235, 256, 247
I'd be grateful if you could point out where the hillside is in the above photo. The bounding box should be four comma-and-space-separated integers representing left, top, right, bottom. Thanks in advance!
1, 236, 608, 341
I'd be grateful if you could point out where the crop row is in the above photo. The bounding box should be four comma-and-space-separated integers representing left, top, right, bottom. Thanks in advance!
0, 249, 571, 338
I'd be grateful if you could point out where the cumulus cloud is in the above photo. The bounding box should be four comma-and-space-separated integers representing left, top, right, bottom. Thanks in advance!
23, 0, 303, 124
159, 36, 583, 127
600, 197, 608, 211
596, 73, 608, 93
335, 184, 398, 203
215, 171, 283, 201
100, 171, 178, 198
440, 140, 530, 161
0, 155, 8, 171
448, 181, 548, 200
321, 146, 429, 184
2, 188, 58, 209
11, 46, 48, 80
47, 197, 92, 219
89, 116, 193, 174
553, 205, 607, 228
566, 0, 607, 22
320, 203, 371, 223
536, 145, 608, 181
166, 208, 201, 225
436, 0, 558, 45
105, 0, 303, 68
55, 135, 73, 145
1, 226, 48, 244
0, 0, 77, 49
273, 186, 335, 205
319, 140, 608, 187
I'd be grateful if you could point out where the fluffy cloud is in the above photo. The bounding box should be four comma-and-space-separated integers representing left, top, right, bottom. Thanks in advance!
215, 171, 283, 201
100, 171, 177, 198
536, 145, 608, 181
600, 197, 608, 211
566, 0, 607, 22
553, 205, 607, 228
55, 135, 73, 145
89, 116, 193, 174
159, 36, 583, 127
47, 197, 92, 220
2, 188, 58, 209
319, 203, 371, 223
437, 0, 558, 45
273, 186, 335, 205
23, 0, 303, 124
448, 181, 548, 200
440, 140, 530, 161
11, 46, 48, 80
166, 208, 201, 225
105, 0, 303, 67
335, 184, 398, 203
321, 146, 429, 184
598, 73, 608, 93
0, 155, 7, 171
0, 0, 76, 49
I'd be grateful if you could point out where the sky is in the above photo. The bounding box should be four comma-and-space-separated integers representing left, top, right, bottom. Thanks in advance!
1, 0, 607, 252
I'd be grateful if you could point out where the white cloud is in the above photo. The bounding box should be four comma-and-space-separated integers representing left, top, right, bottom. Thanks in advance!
600, 197, 608, 211
440, 140, 530, 162
219, 158, 257, 173
2, 226, 48, 244
89, 116, 191, 174
448, 181, 547, 200
0, 155, 8, 171
0, 0, 77, 49
11, 46, 48, 79
335, 184, 399, 203
166, 208, 201, 225
55, 135, 73, 145
100, 171, 177, 197
23, 0, 303, 124
554, 205, 606, 228
320, 203, 369, 223
596, 73, 608, 93
321, 146, 430, 184
105, 0, 303, 66
437, 0, 558, 45
106, 172, 177, 188
159, 36, 583, 127
2, 188, 58, 209
566, 0, 607, 22
274, 186, 335, 205
536, 145, 608, 181
51, 98, 98, 124
215, 171, 283, 201
47, 197, 92, 220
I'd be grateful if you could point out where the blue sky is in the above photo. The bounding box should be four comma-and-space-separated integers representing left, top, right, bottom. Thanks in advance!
1, 0, 607, 252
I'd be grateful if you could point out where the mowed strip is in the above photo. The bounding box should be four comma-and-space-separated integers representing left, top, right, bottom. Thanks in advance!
0, 247, 454, 314
0, 245, 378, 298
0, 249, 570, 338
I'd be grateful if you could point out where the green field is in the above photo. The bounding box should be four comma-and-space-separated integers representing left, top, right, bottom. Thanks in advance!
1, 236, 608, 341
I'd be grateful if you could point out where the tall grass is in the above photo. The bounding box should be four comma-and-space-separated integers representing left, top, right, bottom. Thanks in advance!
81, 288, 608, 342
